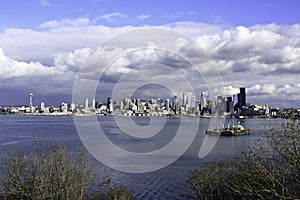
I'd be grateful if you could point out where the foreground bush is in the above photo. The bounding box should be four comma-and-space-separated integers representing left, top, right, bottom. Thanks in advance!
0, 143, 135, 200
0, 143, 93, 200
186, 117, 300, 199
88, 177, 134, 200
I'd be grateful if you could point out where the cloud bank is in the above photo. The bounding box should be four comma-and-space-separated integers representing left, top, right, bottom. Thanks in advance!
0, 18, 299, 107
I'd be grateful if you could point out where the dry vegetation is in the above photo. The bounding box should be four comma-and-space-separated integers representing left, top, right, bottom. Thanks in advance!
0, 143, 134, 200
186, 117, 300, 199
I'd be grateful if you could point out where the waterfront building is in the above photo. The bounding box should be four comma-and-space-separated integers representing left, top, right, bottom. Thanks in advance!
216, 96, 226, 115
240, 87, 246, 108
29, 93, 33, 112
226, 97, 234, 115
85, 98, 89, 109
233, 94, 238, 110
107, 97, 113, 112
92, 98, 96, 110
29, 93, 33, 107
165, 99, 170, 110
234, 87, 246, 112
200, 92, 207, 111
172, 95, 179, 114
40, 102, 45, 112
70, 103, 75, 112
183, 92, 188, 107
61, 102, 68, 113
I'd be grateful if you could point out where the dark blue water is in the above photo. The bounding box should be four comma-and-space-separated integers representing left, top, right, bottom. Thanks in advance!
0, 115, 270, 199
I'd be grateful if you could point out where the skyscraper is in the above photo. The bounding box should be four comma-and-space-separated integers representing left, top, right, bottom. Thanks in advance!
29, 93, 33, 113
40, 102, 45, 112
85, 98, 89, 109
29, 93, 33, 107
92, 98, 96, 110
165, 99, 170, 110
173, 95, 178, 114
183, 92, 187, 106
107, 97, 113, 112
234, 87, 246, 112
226, 97, 234, 115
200, 92, 207, 111
240, 87, 246, 108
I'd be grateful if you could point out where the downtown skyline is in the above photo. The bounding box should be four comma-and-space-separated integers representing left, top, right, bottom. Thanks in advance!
0, 0, 299, 108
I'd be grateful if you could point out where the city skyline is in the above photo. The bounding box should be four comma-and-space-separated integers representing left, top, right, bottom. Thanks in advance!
0, 1, 299, 108
2, 87, 299, 119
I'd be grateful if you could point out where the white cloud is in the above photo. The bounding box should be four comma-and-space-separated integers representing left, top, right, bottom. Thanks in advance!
248, 84, 276, 95
95, 12, 128, 23
213, 86, 240, 97
0, 19, 299, 107
0, 24, 134, 64
0, 48, 59, 79
137, 15, 151, 20
40, 18, 90, 29
39, 0, 57, 7
54, 48, 91, 72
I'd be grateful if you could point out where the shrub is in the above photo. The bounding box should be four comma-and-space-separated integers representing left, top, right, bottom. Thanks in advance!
186, 117, 300, 199
0, 143, 93, 200
88, 176, 134, 200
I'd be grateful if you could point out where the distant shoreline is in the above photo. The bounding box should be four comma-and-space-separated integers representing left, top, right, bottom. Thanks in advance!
1, 112, 297, 119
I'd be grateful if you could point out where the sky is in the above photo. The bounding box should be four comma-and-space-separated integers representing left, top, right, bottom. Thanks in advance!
0, 0, 299, 108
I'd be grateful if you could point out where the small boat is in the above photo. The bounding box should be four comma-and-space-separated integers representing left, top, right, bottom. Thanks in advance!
205, 118, 223, 135
221, 121, 250, 136
205, 129, 221, 135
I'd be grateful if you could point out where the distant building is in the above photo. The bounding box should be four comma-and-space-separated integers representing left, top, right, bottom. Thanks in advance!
29, 93, 33, 113
216, 95, 225, 115
165, 99, 170, 110
107, 97, 113, 112
70, 103, 75, 112
172, 95, 179, 114
29, 93, 33, 107
85, 98, 89, 109
233, 94, 238, 110
234, 87, 246, 112
226, 97, 234, 115
200, 92, 207, 111
183, 92, 188, 106
61, 102, 68, 113
92, 98, 96, 110
40, 102, 45, 112
240, 87, 246, 108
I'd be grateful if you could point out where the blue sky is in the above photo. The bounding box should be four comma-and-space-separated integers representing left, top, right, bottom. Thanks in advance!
1, 0, 299, 29
0, 0, 299, 107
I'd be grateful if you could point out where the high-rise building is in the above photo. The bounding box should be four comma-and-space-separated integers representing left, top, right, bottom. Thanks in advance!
70, 103, 76, 112
173, 95, 178, 114
29, 93, 33, 108
40, 102, 45, 112
200, 92, 207, 111
165, 99, 170, 110
183, 92, 187, 106
107, 97, 113, 112
216, 95, 225, 115
188, 95, 195, 108
240, 87, 246, 108
120, 101, 124, 111
61, 102, 68, 113
85, 98, 89, 109
234, 87, 246, 112
226, 97, 234, 115
29, 93, 34, 113
92, 98, 96, 110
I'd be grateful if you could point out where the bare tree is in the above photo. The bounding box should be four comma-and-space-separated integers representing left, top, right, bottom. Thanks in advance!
186, 117, 300, 200
0, 143, 93, 200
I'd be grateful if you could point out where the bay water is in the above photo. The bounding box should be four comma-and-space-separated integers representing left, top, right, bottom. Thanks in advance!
0, 115, 271, 199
